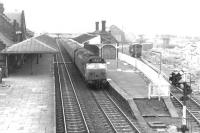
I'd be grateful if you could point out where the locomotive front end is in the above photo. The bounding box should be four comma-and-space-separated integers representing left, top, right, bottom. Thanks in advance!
85, 57, 107, 88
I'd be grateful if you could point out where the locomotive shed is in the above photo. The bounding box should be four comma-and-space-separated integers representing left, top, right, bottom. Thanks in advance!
0, 35, 58, 132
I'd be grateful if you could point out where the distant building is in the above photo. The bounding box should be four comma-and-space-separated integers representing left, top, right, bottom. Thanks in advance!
109, 25, 126, 43
71, 21, 118, 59
92, 21, 118, 44
72, 21, 119, 47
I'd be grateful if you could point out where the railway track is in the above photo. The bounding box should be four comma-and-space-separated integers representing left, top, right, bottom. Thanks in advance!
55, 40, 90, 133
56, 38, 148, 132
141, 58, 200, 132
91, 90, 143, 133
55, 56, 66, 133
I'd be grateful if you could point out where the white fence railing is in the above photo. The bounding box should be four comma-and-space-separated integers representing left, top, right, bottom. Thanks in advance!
118, 52, 170, 97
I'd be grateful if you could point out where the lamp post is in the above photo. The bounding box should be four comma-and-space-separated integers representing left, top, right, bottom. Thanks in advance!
116, 43, 119, 69
152, 51, 162, 75
122, 42, 124, 53
135, 44, 137, 71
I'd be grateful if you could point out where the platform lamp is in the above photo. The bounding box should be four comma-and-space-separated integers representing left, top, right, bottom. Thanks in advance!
151, 51, 162, 76
116, 43, 119, 69
30, 38, 33, 75
134, 44, 137, 71
5, 47, 8, 77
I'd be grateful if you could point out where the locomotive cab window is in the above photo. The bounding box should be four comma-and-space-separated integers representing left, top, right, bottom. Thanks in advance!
88, 58, 105, 63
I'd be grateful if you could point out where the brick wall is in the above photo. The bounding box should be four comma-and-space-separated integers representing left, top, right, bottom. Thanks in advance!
0, 15, 15, 41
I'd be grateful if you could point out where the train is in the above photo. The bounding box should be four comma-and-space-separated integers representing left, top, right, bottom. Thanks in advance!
129, 42, 153, 58
61, 38, 107, 89
129, 43, 142, 58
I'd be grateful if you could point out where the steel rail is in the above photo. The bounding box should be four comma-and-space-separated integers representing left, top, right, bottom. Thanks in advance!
56, 39, 90, 133
141, 58, 200, 125
105, 91, 142, 133
93, 92, 118, 132
55, 54, 68, 133
91, 90, 142, 133
170, 92, 200, 123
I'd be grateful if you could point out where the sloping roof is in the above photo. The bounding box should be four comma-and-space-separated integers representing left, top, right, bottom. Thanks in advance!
91, 31, 118, 44
72, 33, 97, 44
100, 32, 118, 44
26, 28, 34, 38
0, 14, 11, 24
1, 38, 58, 54
5, 12, 21, 25
35, 34, 58, 50
0, 32, 14, 46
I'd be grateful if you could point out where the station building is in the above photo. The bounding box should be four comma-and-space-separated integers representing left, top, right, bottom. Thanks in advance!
0, 3, 33, 76
72, 20, 119, 60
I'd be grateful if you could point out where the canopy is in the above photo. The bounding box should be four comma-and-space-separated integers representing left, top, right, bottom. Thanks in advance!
1, 38, 58, 54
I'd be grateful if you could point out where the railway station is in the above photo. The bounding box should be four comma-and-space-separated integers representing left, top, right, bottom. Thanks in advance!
0, 1, 200, 133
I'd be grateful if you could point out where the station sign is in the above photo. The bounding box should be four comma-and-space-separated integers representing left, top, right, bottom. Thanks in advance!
148, 82, 170, 99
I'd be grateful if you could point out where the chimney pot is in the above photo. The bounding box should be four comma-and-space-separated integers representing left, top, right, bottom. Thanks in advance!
102, 20, 106, 32
95, 22, 99, 31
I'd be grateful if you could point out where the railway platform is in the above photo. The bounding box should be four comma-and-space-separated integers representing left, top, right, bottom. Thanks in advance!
107, 59, 177, 116
107, 59, 149, 98
106, 58, 180, 132
0, 54, 55, 133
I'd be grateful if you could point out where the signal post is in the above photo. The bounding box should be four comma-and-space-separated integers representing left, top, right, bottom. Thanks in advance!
178, 81, 192, 132
169, 71, 192, 132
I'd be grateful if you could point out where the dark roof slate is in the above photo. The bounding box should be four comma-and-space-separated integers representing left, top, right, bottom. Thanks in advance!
1, 38, 58, 54
0, 32, 14, 46
35, 34, 58, 50
5, 12, 21, 25
72, 33, 97, 44
91, 31, 118, 44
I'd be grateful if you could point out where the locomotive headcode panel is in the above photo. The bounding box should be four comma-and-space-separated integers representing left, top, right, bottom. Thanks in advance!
86, 63, 106, 69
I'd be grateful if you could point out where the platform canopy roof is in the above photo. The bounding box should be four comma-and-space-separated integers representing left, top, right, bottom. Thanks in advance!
1, 38, 58, 54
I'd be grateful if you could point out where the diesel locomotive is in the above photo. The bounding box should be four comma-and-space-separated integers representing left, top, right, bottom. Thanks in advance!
61, 39, 107, 88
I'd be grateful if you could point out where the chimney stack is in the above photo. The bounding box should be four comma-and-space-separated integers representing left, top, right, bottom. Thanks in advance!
0, 3, 4, 14
102, 20, 106, 32
95, 22, 99, 31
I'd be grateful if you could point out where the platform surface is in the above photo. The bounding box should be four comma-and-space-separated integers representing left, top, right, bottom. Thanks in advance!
0, 54, 55, 133
107, 59, 149, 98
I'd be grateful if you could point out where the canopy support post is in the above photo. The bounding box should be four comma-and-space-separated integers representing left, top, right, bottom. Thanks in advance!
30, 54, 33, 75
5, 55, 8, 77
37, 54, 39, 64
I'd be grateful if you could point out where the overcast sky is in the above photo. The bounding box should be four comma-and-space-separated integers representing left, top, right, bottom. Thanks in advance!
1, 0, 200, 36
